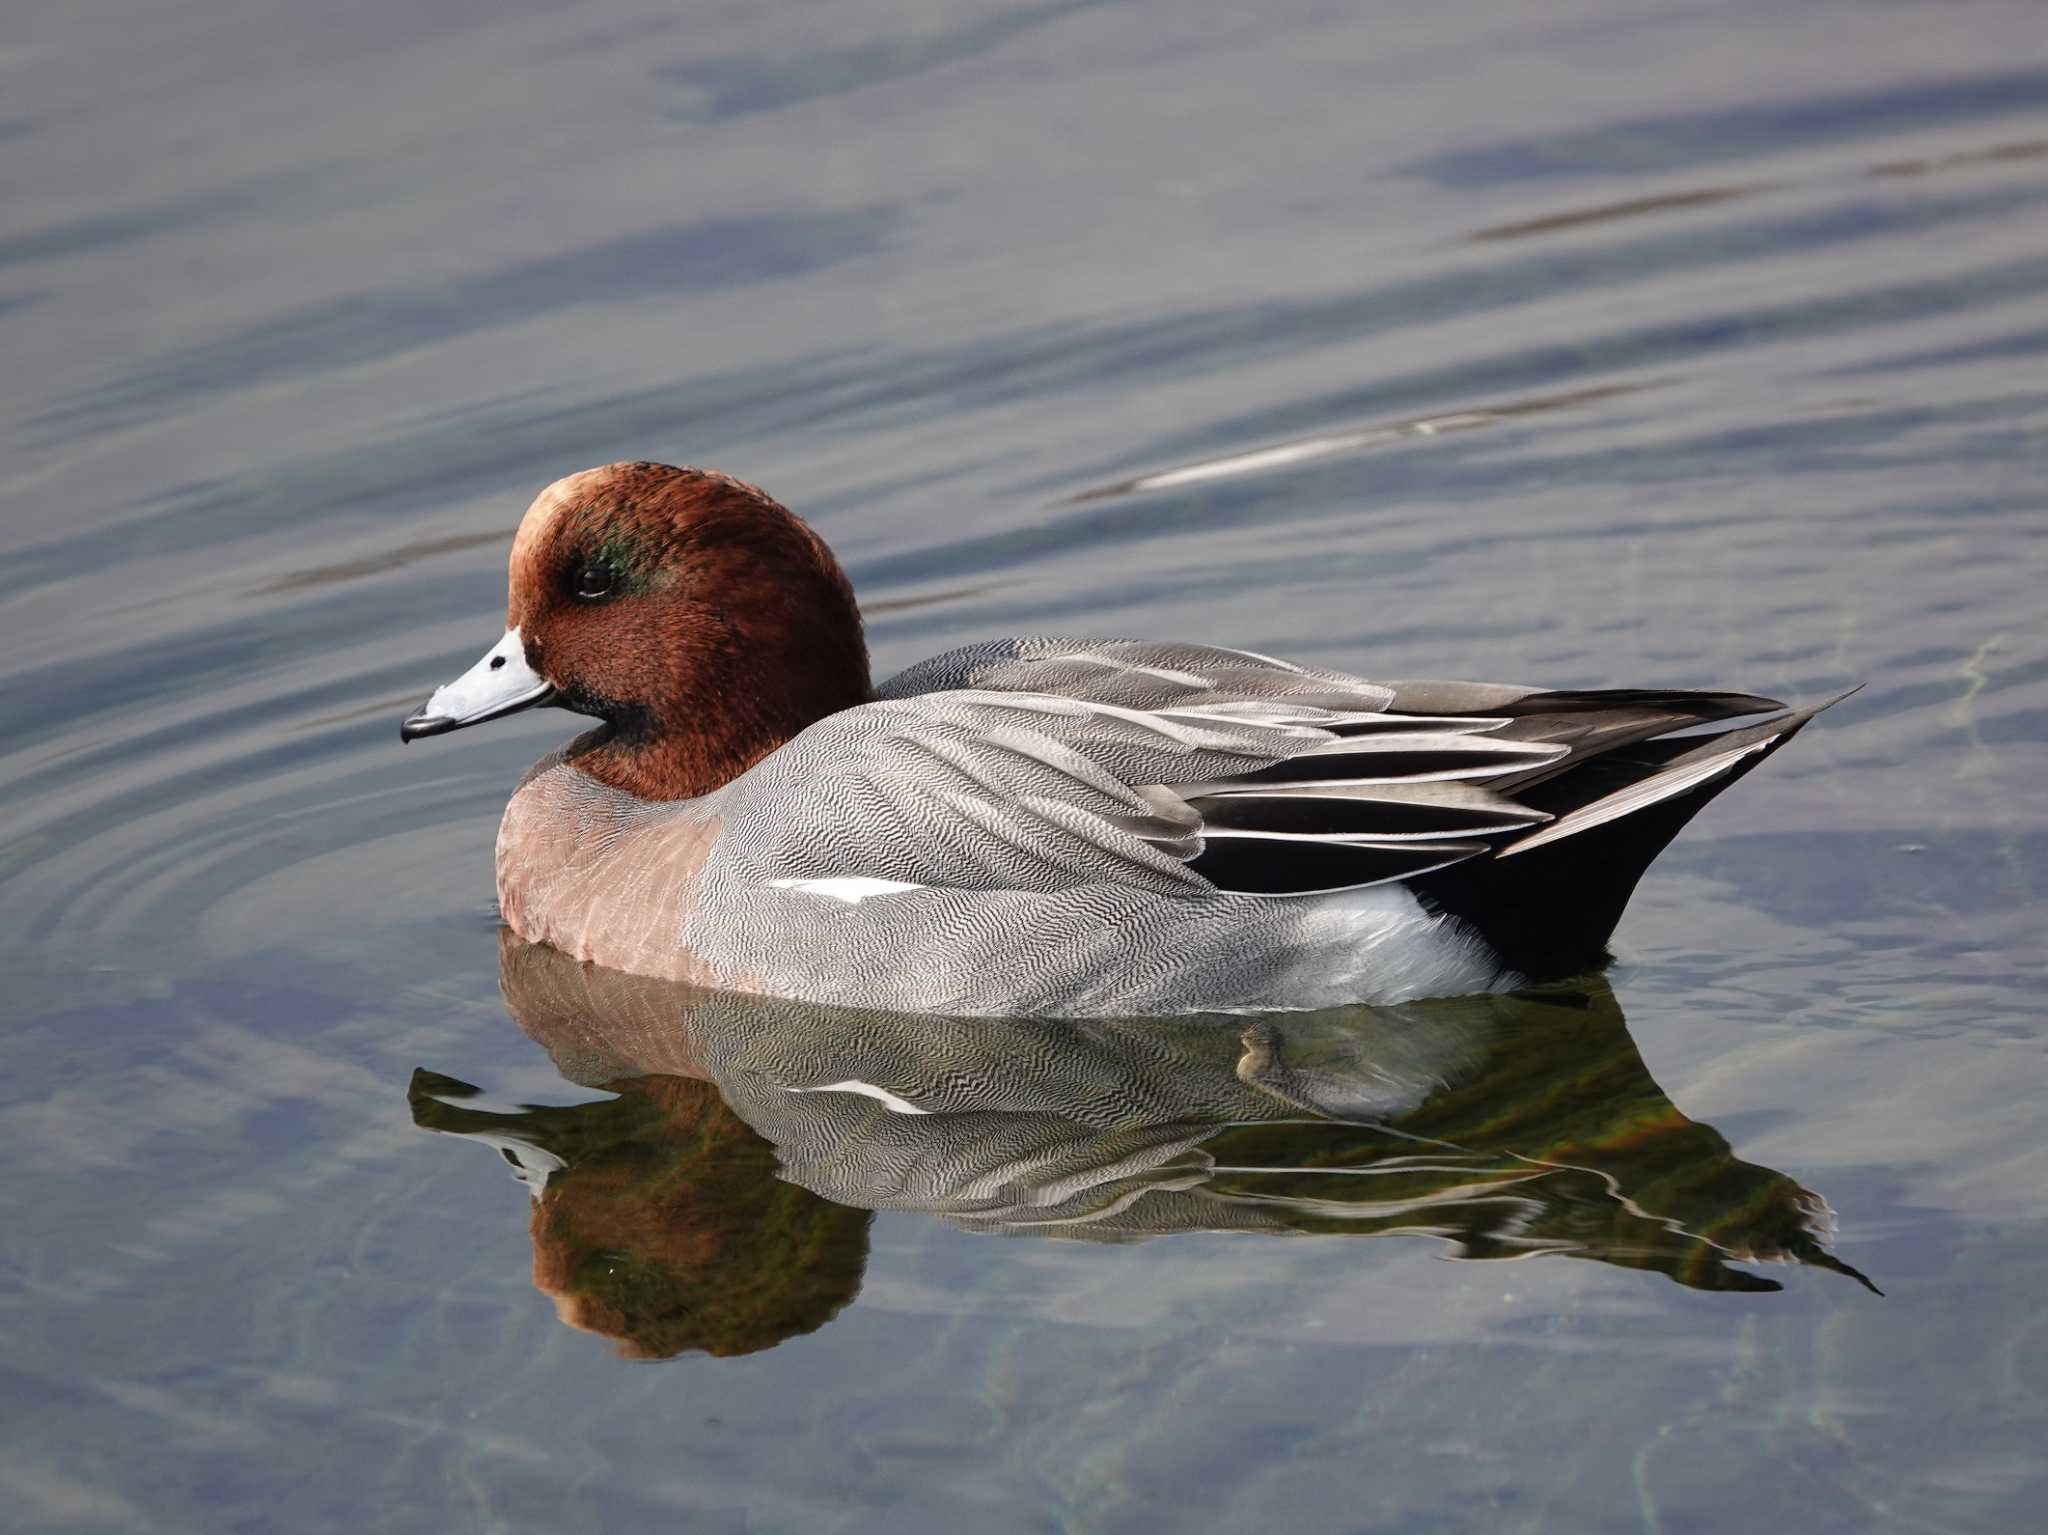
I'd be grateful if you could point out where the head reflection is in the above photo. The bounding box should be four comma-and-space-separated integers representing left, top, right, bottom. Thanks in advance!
412, 1070, 870, 1359
412, 934, 1873, 1358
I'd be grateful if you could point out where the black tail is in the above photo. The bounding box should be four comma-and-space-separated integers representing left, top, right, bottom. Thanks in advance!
1410, 694, 1850, 979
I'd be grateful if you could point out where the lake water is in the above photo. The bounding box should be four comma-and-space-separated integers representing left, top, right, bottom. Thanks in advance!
4, 2, 2046, 1530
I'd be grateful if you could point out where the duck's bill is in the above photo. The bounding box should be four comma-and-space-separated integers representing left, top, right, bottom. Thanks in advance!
401, 627, 557, 741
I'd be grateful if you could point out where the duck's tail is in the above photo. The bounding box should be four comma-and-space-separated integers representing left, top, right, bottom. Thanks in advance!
1408, 690, 1857, 980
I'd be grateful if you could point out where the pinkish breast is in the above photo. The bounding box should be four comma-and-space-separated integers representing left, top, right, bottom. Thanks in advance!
495, 761, 724, 986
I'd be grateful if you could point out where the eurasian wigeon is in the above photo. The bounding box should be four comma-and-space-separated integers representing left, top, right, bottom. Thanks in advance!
403, 461, 1843, 1016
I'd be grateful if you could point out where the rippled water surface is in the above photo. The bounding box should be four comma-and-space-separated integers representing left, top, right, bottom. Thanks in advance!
5, 2, 2047, 1530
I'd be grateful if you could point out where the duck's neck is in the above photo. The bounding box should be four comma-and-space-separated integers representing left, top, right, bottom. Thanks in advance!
566, 727, 770, 802
565, 664, 873, 801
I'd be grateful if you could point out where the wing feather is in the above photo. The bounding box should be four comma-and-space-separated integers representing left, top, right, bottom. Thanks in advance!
780, 638, 1832, 906
1195, 733, 1568, 790
1188, 837, 1490, 896
1189, 783, 1551, 842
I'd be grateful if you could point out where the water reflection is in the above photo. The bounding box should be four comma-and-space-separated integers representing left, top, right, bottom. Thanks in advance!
412, 936, 1876, 1359
412, 1071, 873, 1360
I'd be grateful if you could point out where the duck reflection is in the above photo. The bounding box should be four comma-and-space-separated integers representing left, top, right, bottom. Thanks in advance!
411, 933, 1874, 1358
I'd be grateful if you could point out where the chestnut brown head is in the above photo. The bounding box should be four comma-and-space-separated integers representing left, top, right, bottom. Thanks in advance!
402, 462, 871, 799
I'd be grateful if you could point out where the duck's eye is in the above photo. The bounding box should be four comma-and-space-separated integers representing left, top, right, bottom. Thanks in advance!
572, 562, 617, 601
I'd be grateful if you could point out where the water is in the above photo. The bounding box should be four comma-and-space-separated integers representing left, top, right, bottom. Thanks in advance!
3, 1, 2045, 1529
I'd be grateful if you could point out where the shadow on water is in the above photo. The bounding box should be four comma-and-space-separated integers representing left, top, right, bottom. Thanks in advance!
411, 935, 1877, 1361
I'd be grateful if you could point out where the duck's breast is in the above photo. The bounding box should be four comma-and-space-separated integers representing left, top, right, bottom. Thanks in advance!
496, 762, 725, 986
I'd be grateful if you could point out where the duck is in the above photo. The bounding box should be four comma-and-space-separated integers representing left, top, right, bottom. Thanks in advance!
401, 460, 1844, 1017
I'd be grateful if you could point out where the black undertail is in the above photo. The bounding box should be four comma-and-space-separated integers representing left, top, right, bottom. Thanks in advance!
1409, 705, 1834, 979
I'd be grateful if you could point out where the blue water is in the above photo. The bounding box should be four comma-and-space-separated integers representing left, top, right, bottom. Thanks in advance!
3, 2, 2045, 1530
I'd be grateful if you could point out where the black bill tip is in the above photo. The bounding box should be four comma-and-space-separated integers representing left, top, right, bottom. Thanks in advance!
399, 683, 559, 743
400, 707, 456, 742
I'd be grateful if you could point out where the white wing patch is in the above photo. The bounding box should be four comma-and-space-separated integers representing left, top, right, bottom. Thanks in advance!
792, 1080, 931, 1115
769, 876, 929, 905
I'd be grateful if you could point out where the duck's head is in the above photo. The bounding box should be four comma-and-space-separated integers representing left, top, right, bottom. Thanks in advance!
401, 462, 871, 800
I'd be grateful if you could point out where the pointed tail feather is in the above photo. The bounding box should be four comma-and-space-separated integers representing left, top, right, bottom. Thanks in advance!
1410, 690, 1856, 979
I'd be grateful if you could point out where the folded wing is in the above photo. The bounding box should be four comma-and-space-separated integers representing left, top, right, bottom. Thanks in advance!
858, 638, 1844, 975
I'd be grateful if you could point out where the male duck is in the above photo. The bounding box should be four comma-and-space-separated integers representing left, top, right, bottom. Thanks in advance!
403, 462, 1839, 1017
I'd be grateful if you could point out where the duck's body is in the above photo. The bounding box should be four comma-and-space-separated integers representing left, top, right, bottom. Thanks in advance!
405, 464, 1839, 1017
496, 640, 1523, 1015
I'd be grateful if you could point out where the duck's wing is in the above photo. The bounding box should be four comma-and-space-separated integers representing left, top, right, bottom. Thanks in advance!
855, 639, 1844, 974
762, 672, 1820, 893
744, 686, 1547, 900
